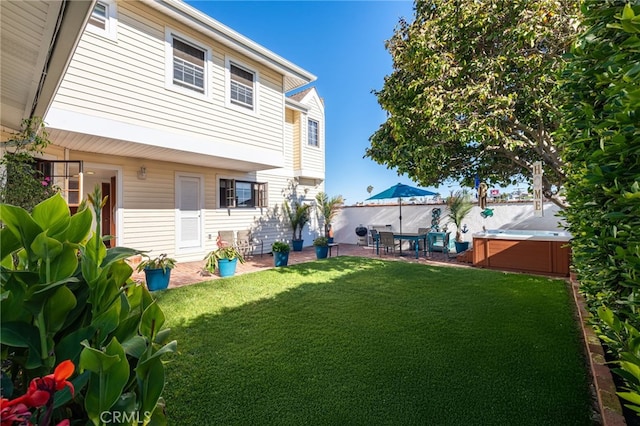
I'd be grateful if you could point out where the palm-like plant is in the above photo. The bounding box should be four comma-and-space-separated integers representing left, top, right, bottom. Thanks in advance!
283, 200, 310, 241
447, 191, 473, 242
315, 192, 344, 238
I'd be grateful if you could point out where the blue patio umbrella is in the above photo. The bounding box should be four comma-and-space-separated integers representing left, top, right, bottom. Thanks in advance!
366, 183, 437, 235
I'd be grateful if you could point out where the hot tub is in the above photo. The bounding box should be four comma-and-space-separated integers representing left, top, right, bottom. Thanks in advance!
472, 229, 572, 277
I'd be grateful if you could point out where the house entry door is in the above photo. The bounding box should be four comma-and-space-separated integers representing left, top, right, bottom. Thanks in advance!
177, 175, 202, 251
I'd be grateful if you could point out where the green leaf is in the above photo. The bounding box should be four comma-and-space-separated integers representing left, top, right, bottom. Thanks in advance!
31, 232, 63, 263
55, 326, 96, 364
43, 285, 77, 334
92, 298, 122, 346
136, 356, 166, 417
0, 322, 42, 368
31, 193, 70, 236
0, 203, 43, 258
62, 207, 93, 243
0, 227, 21, 261
81, 338, 130, 424
121, 335, 148, 359
139, 301, 165, 341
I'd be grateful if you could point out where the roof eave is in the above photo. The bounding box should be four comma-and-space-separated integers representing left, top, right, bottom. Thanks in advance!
143, 0, 316, 91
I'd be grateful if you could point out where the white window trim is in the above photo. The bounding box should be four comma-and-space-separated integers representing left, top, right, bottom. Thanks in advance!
224, 56, 259, 116
86, 0, 118, 41
165, 28, 211, 101
308, 118, 320, 148
175, 172, 205, 255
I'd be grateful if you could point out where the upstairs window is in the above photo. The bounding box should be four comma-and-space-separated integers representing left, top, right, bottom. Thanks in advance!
89, 2, 107, 30
220, 179, 267, 208
172, 37, 205, 93
308, 119, 319, 147
87, 0, 117, 39
230, 63, 255, 109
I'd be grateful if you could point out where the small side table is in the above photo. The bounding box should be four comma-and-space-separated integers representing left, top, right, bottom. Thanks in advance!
328, 243, 339, 257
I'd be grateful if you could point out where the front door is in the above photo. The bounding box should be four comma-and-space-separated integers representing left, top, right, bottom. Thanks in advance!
176, 175, 203, 251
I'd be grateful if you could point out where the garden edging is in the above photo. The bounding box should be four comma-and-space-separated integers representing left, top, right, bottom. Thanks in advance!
570, 276, 626, 426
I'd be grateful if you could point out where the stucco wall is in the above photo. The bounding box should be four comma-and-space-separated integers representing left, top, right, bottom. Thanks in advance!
332, 202, 566, 245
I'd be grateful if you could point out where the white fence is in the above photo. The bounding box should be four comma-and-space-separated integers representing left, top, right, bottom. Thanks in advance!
332, 201, 565, 245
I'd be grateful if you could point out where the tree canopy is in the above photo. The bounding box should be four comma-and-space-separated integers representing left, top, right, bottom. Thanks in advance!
366, 0, 580, 207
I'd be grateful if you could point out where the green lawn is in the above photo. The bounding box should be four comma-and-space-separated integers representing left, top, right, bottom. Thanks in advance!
156, 257, 594, 425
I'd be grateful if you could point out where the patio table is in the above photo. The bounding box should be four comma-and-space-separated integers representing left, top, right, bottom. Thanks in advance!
376, 232, 428, 259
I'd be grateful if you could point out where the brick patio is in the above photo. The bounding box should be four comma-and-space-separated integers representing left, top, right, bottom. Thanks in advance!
132, 243, 469, 289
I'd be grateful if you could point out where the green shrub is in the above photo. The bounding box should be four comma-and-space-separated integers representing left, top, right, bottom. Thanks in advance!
271, 241, 290, 253
0, 186, 176, 425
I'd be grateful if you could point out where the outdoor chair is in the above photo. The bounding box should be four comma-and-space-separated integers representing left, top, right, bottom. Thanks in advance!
369, 228, 379, 247
378, 231, 399, 256
236, 230, 263, 257
417, 227, 430, 254
442, 232, 456, 259
218, 230, 235, 247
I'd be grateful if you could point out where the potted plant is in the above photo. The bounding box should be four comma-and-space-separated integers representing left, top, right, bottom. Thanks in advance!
136, 253, 177, 291
271, 241, 291, 267
315, 192, 344, 243
204, 238, 245, 278
447, 190, 473, 253
313, 236, 329, 259
283, 200, 310, 251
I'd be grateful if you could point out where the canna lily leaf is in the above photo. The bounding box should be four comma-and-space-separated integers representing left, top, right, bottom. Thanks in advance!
32, 193, 70, 236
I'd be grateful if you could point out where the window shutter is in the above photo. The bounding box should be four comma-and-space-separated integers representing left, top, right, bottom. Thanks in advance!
173, 38, 204, 67
226, 179, 236, 208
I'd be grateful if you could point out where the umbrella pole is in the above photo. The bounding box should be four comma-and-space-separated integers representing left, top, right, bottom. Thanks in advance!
399, 197, 402, 255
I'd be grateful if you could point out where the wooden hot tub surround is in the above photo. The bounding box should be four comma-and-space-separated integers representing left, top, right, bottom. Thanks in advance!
472, 230, 571, 277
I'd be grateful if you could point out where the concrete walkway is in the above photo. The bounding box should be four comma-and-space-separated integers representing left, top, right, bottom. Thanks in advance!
132, 243, 469, 289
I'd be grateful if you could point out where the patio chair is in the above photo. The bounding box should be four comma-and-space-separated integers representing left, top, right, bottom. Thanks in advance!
442, 232, 456, 259
378, 231, 399, 256
369, 228, 379, 247
417, 227, 430, 254
236, 229, 263, 257
218, 230, 235, 247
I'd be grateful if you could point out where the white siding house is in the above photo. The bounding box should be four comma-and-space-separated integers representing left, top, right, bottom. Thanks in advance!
35, 0, 326, 261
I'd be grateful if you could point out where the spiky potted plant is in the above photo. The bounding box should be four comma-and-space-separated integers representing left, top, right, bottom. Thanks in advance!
313, 236, 329, 259
447, 190, 473, 253
283, 200, 310, 251
315, 192, 344, 243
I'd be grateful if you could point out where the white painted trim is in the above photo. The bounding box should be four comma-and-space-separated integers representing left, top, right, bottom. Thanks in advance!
175, 172, 205, 254
83, 162, 123, 247
164, 27, 212, 101
224, 56, 260, 117
46, 108, 284, 168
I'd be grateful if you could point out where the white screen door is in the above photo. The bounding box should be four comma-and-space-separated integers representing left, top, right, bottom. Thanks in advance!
177, 175, 202, 250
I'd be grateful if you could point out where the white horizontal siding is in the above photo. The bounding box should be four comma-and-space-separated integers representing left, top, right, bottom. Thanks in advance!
50, 1, 285, 152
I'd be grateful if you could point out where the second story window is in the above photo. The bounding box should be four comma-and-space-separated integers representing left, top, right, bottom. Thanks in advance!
308, 119, 319, 147
230, 63, 255, 109
172, 37, 205, 93
87, 0, 117, 39
89, 2, 107, 30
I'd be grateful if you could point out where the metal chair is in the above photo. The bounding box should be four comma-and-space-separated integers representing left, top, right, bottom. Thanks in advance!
378, 231, 399, 256
417, 227, 430, 254
442, 232, 456, 258
236, 229, 263, 257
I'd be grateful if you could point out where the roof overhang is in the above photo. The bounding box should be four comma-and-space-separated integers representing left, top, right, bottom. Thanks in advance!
0, 0, 95, 131
140, 0, 316, 92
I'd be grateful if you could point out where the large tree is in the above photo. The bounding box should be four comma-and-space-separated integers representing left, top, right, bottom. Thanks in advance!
366, 0, 580, 207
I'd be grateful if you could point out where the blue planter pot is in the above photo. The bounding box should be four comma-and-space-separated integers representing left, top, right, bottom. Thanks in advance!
454, 241, 470, 253
274, 251, 289, 267
144, 268, 171, 291
315, 246, 329, 259
218, 258, 238, 278
292, 239, 304, 252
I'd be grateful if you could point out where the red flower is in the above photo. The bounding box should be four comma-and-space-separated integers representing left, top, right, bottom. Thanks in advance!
0, 398, 31, 426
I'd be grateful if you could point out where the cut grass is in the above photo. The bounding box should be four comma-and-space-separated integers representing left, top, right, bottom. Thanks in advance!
156, 257, 594, 425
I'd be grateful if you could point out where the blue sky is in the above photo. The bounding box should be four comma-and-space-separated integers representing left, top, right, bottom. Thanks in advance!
185, 1, 460, 204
